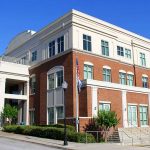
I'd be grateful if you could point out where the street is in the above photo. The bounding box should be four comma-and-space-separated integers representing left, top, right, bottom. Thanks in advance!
0, 137, 61, 150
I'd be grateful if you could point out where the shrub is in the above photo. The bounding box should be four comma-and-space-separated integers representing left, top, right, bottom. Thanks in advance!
95, 110, 119, 131
1, 104, 18, 125
3, 125, 17, 132
3, 125, 95, 143
39, 124, 75, 132
84, 111, 120, 142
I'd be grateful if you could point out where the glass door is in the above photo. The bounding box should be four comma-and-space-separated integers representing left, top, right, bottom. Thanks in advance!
128, 105, 137, 127
140, 106, 148, 126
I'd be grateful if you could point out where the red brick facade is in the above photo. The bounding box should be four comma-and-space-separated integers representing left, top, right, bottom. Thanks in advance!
29, 50, 150, 131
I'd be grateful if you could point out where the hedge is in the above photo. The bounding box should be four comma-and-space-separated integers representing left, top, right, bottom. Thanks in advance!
39, 124, 75, 132
3, 125, 95, 143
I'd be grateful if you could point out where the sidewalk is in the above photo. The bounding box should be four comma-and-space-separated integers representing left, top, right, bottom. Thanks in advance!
0, 131, 149, 150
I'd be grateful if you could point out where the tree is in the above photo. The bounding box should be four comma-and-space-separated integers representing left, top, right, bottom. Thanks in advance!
1, 104, 18, 125
94, 110, 119, 141
95, 110, 119, 131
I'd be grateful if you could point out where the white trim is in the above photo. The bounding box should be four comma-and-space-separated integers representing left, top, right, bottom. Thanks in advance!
127, 71, 134, 75
122, 90, 128, 127
79, 117, 92, 119
103, 65, 111, 69
128, 103, 138, 106
139, 104, 148, 106
84, 61, 94, 66
92, 86, 98, 117
142, 74, 148, 77
119, 70, 126, 73
84, 79, 150, 94
99, 101, 111, 104
47, 66, 64, 75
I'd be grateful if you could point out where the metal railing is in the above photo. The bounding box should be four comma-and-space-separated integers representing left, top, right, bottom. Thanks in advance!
85, 131, 105, 143
85, 130, 133, 145
127, 122, 150, 144
119, 130, 133, 145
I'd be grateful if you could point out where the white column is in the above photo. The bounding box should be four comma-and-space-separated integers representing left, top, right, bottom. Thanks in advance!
92, 86, 98, 117
25, 81, 29, 125
0, 78, 6, 126
17, 101, 23, 124
54, 89, 57, 124
122, 90, 128, 127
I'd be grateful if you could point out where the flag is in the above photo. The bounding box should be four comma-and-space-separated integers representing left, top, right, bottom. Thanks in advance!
76, 58, 82, 92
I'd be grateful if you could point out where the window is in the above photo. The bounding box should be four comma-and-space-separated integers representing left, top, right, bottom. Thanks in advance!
142, 76, 148, 88
127, 74, 134, 86
48, 107, 54, 124
56, 70, 63, 87
30, 76, 36, 94
49, 41, 55, 57
125, 49, 131, 59
57, 36, 64, 53
101, 40, 109, 56
119, 72, 126, 85
29, 109, 35, 125
117, 46, 124, 56
48, 68, 64, 90
103, 68, 111, 82
83, 34, 91, 51
56, 106, 64, 119
140, 106, 148, 126
48, 73, 55, 90
99, 103, 110, 111
140, 52, 146, 66
84, 64, 93, 79
31, 51, 37, 61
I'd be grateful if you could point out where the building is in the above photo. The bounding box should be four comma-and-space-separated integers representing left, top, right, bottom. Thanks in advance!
1, 9, 150, 131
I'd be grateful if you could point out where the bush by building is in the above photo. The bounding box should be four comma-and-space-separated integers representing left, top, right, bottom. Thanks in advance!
3, 125, 95, 143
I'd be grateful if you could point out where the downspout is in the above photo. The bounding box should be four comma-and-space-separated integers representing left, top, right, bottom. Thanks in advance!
131, 40, 136, 86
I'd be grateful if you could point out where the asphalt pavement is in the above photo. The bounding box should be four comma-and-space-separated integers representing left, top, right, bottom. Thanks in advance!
0, 137, 60, 150
0, 131, 150, 150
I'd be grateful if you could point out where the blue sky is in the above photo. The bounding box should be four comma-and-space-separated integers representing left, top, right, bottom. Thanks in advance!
0, 0, 150, 55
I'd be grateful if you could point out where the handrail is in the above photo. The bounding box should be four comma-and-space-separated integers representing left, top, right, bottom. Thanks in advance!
128, 122, 150, 139
119, 129, 133, 145
85, 130, 133, 145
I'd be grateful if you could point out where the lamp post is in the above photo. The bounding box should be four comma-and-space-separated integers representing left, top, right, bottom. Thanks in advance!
62, 81, 68, 146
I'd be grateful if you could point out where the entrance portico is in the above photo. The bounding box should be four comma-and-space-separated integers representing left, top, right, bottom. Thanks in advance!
0, 60, 29, 126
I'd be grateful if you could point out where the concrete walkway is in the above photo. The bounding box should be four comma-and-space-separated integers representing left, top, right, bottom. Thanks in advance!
0, 131, 149, 150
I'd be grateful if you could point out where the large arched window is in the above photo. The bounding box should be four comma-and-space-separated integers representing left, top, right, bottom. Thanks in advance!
47, 66, 64, 125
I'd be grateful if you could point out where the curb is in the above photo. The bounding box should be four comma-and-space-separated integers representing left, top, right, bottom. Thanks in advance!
0, 133, 75, 150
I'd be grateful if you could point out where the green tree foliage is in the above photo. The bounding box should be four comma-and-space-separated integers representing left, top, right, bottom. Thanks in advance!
94, 110, 120, 142
1, 104, 18, 124
95, 110, 119, 131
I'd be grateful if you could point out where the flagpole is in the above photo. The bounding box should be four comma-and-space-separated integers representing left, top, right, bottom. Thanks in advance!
76, 77, 79, 133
